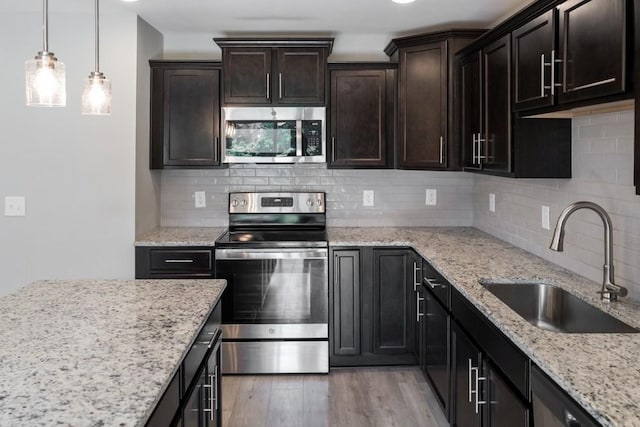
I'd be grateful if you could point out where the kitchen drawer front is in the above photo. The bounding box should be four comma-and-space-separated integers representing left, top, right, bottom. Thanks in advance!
451, 287, 529, 399
422, 259, 450, 308
136, 247, 214, 278
183, 302, 222, 394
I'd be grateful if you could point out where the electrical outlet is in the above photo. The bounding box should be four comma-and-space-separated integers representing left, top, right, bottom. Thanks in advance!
489, 193, 496, 213
425, 189, 437, 206
542, 205, 550, 230
194, 191, 206, 208
4, 196, 26, 217
363, 190, 375, 207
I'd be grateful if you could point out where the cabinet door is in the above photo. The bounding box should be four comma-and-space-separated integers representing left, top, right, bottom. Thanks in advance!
222, 47, 272, 104
183, 366, 206, 427
424, 288, 450, 415
398, 42, 448, 169
154, 68, 220, 168
485, 361, 530, 427
451, 322, 482, 427
512, 10, 556, 111
277, 48, 326, 104
372, 249, 411, 354
329, 69, 391, 168
558, 0, 627, 104
460, 52, 482, 170
483, 35, 512, 174
332, 250, 361, 356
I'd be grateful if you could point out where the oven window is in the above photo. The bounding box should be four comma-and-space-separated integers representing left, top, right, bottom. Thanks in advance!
225, 120, 297, 157
218, 258, 328, 324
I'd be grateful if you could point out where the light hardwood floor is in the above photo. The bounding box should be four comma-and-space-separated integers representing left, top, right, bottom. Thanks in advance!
222, 367, 449, 427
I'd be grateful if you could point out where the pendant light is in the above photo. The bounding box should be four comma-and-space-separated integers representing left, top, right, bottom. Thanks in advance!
81, 0, 111, 115
25, 0, 66, 107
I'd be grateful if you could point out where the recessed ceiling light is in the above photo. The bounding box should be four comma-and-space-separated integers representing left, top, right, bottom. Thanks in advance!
392, 0, 415, 4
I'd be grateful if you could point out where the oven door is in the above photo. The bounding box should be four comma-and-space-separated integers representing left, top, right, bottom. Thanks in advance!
215, 248, 328, 338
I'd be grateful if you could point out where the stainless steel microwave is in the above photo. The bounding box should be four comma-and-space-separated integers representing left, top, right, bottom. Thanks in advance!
221, 107, 326, 164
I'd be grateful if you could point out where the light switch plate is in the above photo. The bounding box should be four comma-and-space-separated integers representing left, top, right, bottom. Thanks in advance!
542, 205, 550, 230
425, 189, 437, 206
5, 196, 26, 216
489, 193, 496, 213
194, 191, 206, 208
363, 190, 374, 207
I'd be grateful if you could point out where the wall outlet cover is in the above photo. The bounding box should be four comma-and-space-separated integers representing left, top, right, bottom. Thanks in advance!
194, 191, 206, 208
489, 193, 496, 213
426, 189, 437, 206
542, 205, 551, 230
4, 196, 26, 217
363, 190, 375, 207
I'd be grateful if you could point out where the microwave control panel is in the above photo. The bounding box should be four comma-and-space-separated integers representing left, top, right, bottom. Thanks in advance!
302, 121, 323, 156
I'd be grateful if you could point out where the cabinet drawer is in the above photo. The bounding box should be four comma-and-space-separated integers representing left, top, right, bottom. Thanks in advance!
150, 249, 212, 271
422, 260, 450, 308
183, 302, 222, 394
451, 287, 529, 399
136, 247, 214, 278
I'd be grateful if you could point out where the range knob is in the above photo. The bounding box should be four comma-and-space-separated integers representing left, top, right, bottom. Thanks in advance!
240, 199, 248, 207
231, 199, 239, 208
307, 198, 314, 207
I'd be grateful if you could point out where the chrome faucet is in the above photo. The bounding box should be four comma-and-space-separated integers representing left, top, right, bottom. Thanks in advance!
549, 201, 628, 302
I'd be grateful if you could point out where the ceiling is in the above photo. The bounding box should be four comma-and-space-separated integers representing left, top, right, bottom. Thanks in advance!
7, 0, 534, 37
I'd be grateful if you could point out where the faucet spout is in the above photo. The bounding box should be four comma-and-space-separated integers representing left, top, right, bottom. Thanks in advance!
549, 201, 627, 301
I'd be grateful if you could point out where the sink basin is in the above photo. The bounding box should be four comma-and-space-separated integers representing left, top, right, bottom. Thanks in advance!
482, 282, 638, 333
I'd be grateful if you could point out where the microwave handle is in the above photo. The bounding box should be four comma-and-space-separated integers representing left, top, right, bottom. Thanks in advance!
296, 120, 303, 156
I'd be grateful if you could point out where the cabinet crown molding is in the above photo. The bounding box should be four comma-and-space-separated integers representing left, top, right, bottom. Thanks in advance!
384, 29, 487, 56
213, 37, 334, 53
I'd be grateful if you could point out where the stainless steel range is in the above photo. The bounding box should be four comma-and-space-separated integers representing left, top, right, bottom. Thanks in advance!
215, 192, 328, 374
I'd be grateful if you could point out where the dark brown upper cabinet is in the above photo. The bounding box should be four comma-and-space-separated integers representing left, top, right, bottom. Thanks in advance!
557, 0, 628, 104
214, 38, 333, 106
149, 61, 222, 169
459, 40, 572, 178
385, 30, 485, 171
512, 9, 556, 111
512, 0, 629, 114
328, 64, 396, 168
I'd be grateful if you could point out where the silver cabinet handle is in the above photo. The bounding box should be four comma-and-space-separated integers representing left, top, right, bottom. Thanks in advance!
439, 136, 444, 164
477, 133, 486, 162
564, 410, 579, 426
416, 294, 424, 323
266, 73, 270, 100
196, 330, 219, 347
413, 262, 421, 291
423, 277, 443, 289
472, 133, 477, 164
279, 73, 283, 99
468, 359, 474, 403
202, 369, 217, 420
164, 259, 194, 263
542, 50, 562, 96
540, 53, 546, 97
471, 364, 487, 414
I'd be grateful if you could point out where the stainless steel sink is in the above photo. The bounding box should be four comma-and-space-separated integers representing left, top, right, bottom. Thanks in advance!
482, 282, 638, 333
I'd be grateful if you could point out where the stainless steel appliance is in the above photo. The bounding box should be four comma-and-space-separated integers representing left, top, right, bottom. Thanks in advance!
221, 107, 326, 164
215, 192, 328, 374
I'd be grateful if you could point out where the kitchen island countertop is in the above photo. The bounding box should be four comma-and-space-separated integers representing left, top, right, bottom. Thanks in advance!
0, 279, 226, 427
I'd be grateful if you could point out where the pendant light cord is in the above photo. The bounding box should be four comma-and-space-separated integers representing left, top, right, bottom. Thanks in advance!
95, 0, 100, 72
42, 0, 48, 52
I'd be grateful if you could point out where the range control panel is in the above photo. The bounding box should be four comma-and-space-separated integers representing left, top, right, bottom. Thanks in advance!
229, 192, 325, 214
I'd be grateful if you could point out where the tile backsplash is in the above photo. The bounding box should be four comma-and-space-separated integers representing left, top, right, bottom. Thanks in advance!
161, 165, 474, 227
473, 111, 640, 299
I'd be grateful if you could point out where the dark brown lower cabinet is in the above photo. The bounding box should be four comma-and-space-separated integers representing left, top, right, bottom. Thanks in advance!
423, 284, 450, 415
183, 337, 222, 427
330, 247, 414, 366
451, 321, 529, 427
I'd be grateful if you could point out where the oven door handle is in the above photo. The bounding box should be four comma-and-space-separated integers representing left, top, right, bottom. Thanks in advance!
215, 248, 328, 260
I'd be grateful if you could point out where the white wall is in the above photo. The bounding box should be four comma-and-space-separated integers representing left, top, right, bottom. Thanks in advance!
135, 18, 163, 237
0, 7, 138, 295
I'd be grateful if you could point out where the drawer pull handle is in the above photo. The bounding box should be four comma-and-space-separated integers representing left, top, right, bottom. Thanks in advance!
196, 329, 219, 347
423, 277, 443, 289
164, 259, 194, 263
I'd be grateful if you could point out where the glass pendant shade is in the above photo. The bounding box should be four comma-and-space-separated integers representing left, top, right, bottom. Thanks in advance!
81, 72, 111, 115
25, 53, 66, 107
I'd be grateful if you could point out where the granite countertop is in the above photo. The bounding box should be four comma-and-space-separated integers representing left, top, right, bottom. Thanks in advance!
0, 279, 226, 427
135, 227, 226, 246
329, 227, 640, 427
